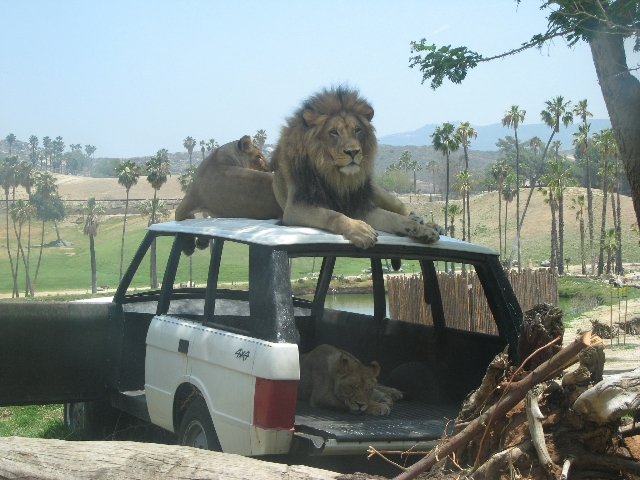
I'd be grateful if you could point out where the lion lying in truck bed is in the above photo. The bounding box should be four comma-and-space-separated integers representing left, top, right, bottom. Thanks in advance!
298, 344, 403, 416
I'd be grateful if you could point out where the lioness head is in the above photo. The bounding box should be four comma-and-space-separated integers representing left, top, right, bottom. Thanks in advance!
334, 352, 381, 413
215, 135, 269, 172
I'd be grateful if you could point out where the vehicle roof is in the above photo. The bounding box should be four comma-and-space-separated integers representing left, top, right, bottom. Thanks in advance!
148, 218, 498, 256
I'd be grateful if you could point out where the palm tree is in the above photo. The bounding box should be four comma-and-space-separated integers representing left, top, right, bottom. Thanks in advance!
426, 160, 439, 196
115, 160, 142, 282
573, 100, 595, 274
541, 159, 576, 274
502, 106, 525, 270
42, 136, 52, 171
9, 199, 36, 295
28, 136, 39, 166
613, 148, 623, 275
30, 173, 64, 294
145, 150, 171, 288
431, 122, 460, 235
507, 96, 573, 269
491, 161, 509, 259
456, 122, 477, 243
443, 203, 463, 273
572, 122, 595, 274
571, 194, 587, 274
502, 171, 516, 260
253, 130, 267, 151
593, 128, 617, 275
453, 169, 473, 241
178, 165, 197, 287
397, 150, 412, 174
603, 227, 618, 274
85, 145, 97, 175
5, 133, 16, 155
407, 159, 422, 193
199, 140, 207, 161
81, 197, 105, 294
17, 161, 35, 293
183, 136, 197, 168
0, 159, 17, 296
206, 139, 218, 153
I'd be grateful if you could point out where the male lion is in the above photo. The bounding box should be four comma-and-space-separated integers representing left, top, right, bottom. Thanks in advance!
299, 344, 403, 416
270, 86, 445, 249
175, 135, 282, 253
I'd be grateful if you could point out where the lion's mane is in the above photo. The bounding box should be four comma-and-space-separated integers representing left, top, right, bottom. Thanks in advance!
270, 86, 378, 218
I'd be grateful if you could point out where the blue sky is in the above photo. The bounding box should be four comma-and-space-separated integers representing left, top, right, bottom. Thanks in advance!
2, 1, 638, 158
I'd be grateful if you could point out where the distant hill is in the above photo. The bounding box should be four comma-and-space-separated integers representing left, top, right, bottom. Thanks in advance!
378, 119, 612, 151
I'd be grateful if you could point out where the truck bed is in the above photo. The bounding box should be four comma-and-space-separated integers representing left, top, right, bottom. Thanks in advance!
294, 400, 459, 454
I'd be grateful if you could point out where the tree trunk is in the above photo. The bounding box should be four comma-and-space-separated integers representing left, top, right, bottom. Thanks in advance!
0, 437, 341, 480
558, 193, 565, 275
32, 220, 46, 294
119, 192, 130, 283
54, 220, 61, 242
498, 189, 503, 261
615, 157, 623, 274
515, 128, 521, 273
598, 160, 609, 275
4, 197, 18, 298
589, 32, 640, 252
549, 192, 558, 270
90, 234, 97, 294
586, 144, 596, 275
580, 216, 587, 274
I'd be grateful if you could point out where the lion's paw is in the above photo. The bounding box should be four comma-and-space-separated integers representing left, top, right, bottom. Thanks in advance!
376, 385, 403, 401
407, 211, 425, 225
364, 401, 392, 416
401, 222, 440, 244
425, 222, 446, 236
344, 219, 378, 249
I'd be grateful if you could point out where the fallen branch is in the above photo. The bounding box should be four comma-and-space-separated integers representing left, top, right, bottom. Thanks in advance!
392, 332, 593, 480
468, 439, 533, 480
526, 386, 553, 472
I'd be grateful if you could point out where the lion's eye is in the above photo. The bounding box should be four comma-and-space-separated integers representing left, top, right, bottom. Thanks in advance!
355, 127, 362, 135
329, 129, 339, 137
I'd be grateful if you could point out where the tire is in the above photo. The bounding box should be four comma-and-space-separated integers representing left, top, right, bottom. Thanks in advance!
177, 397, 221, 451
64, 399, 117, 440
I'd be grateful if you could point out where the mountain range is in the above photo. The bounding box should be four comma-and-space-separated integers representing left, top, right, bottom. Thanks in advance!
378, 119, 612, 151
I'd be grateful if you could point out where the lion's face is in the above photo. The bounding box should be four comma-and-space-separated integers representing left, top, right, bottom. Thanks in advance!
320, 114, 367, 176
236, 135, 269, 172
334, 354, 381, 413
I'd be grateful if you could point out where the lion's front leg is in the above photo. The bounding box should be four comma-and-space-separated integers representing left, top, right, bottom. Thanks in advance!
363, 208, 443, 244
280, 187, 378, 249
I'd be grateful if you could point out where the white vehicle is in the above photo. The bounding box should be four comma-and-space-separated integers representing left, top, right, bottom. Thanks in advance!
0, 218, 522, 458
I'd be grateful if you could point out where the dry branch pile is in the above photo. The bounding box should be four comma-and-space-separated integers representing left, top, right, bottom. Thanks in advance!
392, 304, 640, 480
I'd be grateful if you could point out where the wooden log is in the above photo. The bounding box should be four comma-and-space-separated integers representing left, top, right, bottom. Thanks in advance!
392, 332, 593, 480
0, 436, 341, 480
572, 367, 640, 425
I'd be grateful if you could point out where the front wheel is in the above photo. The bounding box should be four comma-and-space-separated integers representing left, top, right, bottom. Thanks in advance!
177, 397, 221, 451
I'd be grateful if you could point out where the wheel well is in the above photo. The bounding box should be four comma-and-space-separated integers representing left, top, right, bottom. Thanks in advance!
173, 383, 203, 432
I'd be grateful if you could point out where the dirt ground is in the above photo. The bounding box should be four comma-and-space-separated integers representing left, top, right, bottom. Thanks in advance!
563, 299, 640, 374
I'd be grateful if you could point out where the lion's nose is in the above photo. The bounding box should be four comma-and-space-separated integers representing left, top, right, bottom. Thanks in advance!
344, 149, 360, 159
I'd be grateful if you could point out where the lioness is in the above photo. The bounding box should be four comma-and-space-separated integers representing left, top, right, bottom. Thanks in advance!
176, 135, 281, 221
175, 135, 282, 253
299, 344, 403, 416
271, 86, 445, 249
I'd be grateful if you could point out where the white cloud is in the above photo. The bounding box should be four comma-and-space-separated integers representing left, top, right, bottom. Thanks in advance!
433, 24, 450, 34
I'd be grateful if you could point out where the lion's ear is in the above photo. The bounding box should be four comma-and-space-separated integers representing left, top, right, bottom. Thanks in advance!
302, 109, 328, 128
238, 135, 253, 152
369, 361, 381, 378
360, 105, 374, 123
337, 354, 351, 373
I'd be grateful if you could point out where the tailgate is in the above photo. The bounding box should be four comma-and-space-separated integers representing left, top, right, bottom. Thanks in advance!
0, 302, 120, 406
293, 400, 459, 455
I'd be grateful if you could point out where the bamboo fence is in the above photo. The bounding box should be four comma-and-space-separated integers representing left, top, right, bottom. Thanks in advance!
388, 269, 558, 335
